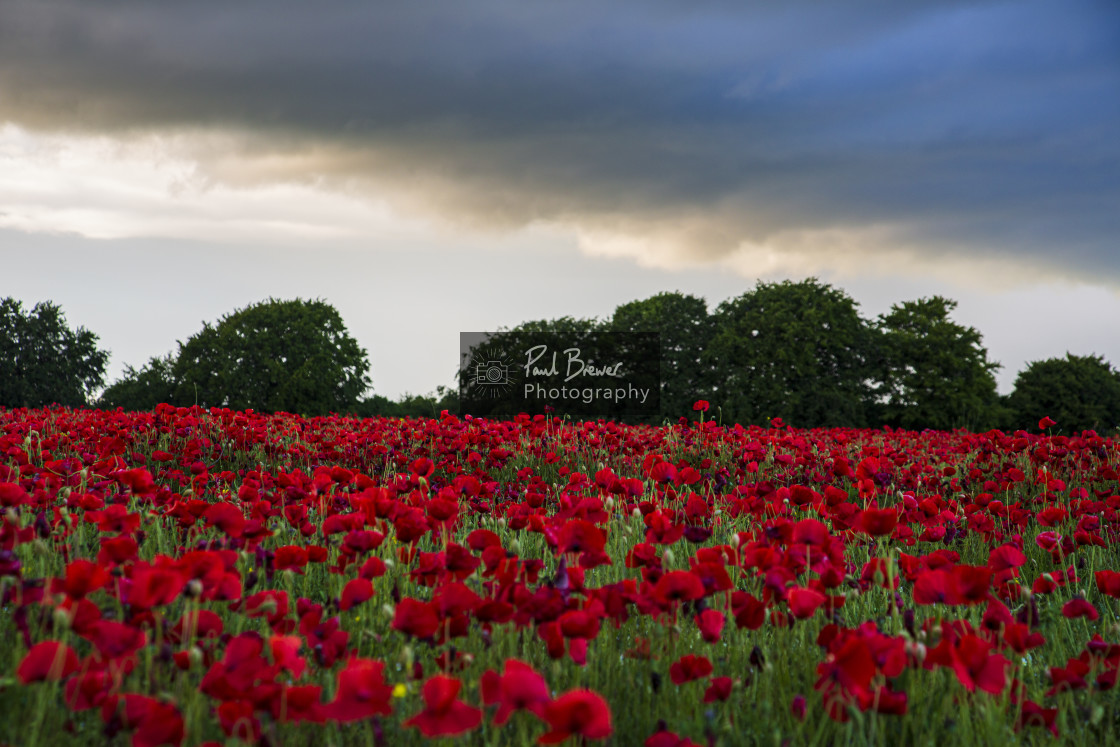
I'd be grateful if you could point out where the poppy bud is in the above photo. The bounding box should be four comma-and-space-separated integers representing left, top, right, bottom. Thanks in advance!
52, 605, 72, 631
185, 579, 204, 598
188, 646, 204, 669
749, 645, 766, 670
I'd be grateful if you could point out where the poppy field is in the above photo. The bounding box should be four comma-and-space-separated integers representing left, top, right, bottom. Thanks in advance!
1, 404, 1119, 746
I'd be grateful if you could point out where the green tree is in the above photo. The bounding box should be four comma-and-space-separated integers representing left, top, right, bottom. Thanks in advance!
608, 291, 714, 421
350, 386, 460, 419
171, 298, 371, 415
1006, 353, 1120, 434
0, 298, 108, 408
875, 296, 1000, 431
707, 279, 875, 427
458, 316, 661, 423
459, 317, 605, 421
98, 354, 177, 412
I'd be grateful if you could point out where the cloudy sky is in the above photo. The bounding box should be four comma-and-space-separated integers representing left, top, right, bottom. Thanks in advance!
2, 0, 1118, 399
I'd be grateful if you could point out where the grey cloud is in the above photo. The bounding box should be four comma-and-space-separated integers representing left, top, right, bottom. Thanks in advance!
1, 0, 1118, 279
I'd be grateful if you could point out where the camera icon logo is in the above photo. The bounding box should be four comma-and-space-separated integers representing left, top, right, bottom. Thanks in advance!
461, 337, 518, 401
476, 360, 510, 386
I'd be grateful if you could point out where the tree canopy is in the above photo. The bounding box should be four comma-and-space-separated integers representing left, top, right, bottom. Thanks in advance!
608, 291, 713, 421
172, 298, 370, 415
99, 354, 178, 413
707, 279, 874, 427
0, 298, 108, 409
875, 296, 1000, 431
100, 298, 370, 415
81, 281, 1119, 433
1006, 353, 1120, 434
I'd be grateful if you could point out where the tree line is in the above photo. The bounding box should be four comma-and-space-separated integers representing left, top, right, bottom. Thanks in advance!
2, 282, 1119, 434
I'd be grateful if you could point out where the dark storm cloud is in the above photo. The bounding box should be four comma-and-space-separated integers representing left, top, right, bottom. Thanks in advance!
1, 0, 1118, 278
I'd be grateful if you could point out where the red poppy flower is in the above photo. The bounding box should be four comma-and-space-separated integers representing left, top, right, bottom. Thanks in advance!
646, 728, 701, 747
18, 641, 80, 683
343, 529, 385, 555
649, 461, 678, 484
987, 544, 1027, 574
790, 694, 807, 721
101, 694, 185, 747
217, 700, 261, 743
948, 565, 992, 606
1002, 622, 1046, 654
244, 590, 290, 626
340, 578, 375, 611
1047, 657, 1090, 696
203, 502, 246, 538
855, 507, 897, 537
1037, 506, 1068, 527
539, 689, 613, 744
271, 684, 325, 724
410, 457, 435, 478
1016, 700, 1059, 737
669, 654, 713, 684
199, 634, 277, 702
480, 658, 551, 725
322, 658, 393, 723
116, 467, 156, 495
358, 556, 388, 580
732, 591, 767, 631
1061, 598, 1099, 621
935, 633, 1008, 694
912, 569, 954, 605
404, 675, 482, 737
1038, 416, 1056, 430
127, 563, 186, 610
695, 609, 725, 643
703, 676, 734, 703
273, 545, 310, 573
788, 587, 827, 619
269, 636, 306, 679
82, 620, 148, 660
652, 571, 705, 607
0, 482, 29, 507
815, 636, 876, 720
693, 400, 710, 412
65, 670, 115, 711
63, 559, 111, 600
1096, 570, 1120, 598
555, 519, 606, 555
